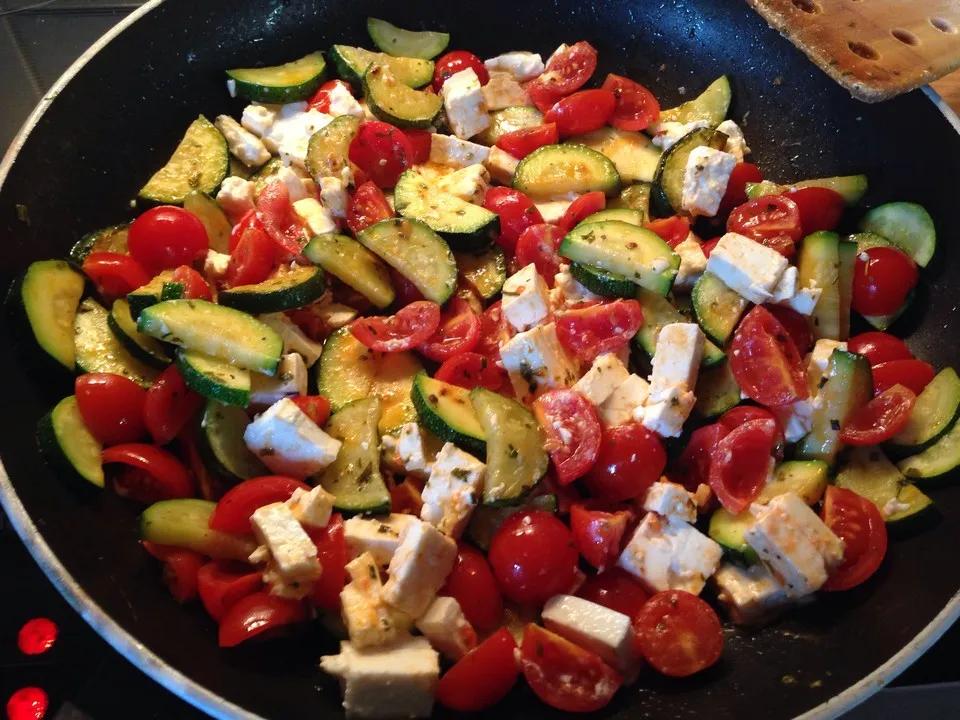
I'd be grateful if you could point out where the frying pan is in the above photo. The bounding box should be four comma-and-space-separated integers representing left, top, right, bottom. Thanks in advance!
1, 1, 959, 718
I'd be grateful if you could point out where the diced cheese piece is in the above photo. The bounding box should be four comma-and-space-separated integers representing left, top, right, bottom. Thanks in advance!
429, 133, 490, 168
226, 78, 237, 98
500, 322, 579, 402
502, 263, 551, 332
618, 513, 722, 595
673, 235, 708, 291
542, 594, 641, 675
414, 596, 477, 661
382, 519, 458, 617
716, 119, 750, 162
343, 514, 417, 566
286, 485, 335, 528
651, 120, 710, 152
534, 199, 573, 224
292, 197, 337, 236
552, 266, 601, 307
773, 398, 815, 443
483, 51, 545, 81
599, 374, 650, 427
780, 280, 822, 316
203, 250, 231, 283
441, 68, 490, 140
216, 176, 256, 223
640, 386, 696, 438
259, 312, 324, 367
241, 103, 278, 137
319, 176, 349, 219
327, 81, 364, 118
433, 164, 489, 204
420, 443, 485, 538
744, 492, 844, 598
341, 552, 404, 648
643, 480, 697, 523
384, 422, 443, 479
573, 353, 631, 406
484, 146, 520, 185
770, 265, 799, 304
808, 339, 847, 387
276, 165, 311, 202
320, 637, 439, 719
248, 352, 308, 406
261, 103, 333, 168
681, 146, 736, 217
313, 299, 358, 331
249, 501, 321, 598
713, 562, 790, 625
243, 397, 342, 477
481, 71, 530, 110
215, 114, 271, 168
648, 322, 704, 402
706, 232, 790, 305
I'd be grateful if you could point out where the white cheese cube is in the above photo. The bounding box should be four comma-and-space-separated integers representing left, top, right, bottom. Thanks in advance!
808, 339, 847, 386
241, 103, 278, 137
326, 82, 364, 118
382, 519, 458, 618
705, 232, 790, 305
553, 267, 601, 307
292, 197, 337, 236
640, 386, 697, 438
243, 397, 342, 477
276, 166, 311, 202
770, 265, 799, 304
780, 280, 822, 316
599, 374, 650, 427
673, 235, 708, 291
502, 263, 551, 332
574, 353, 631, 406
388, 422, 443, 479
415, 596, 477, 661
484, 145, 520, 185
286, 485, 335, 528
534, 199, 573, 224
643, 480, 697, 523
716, 119, 750, 162
248, 353, 308, 407
249, 502, 321, 597
216, 176, 256, 223
215, 114, 271, 168
261, 104, 333, 168
713, 562, 790, 625
651, 120, 710, 152
483, 51, 545, 81
314, 300, 358, 330
429, 133, 490, 168
341, 552, 404, 648
681, 146, 736, 217
773, 399, 815, 443
648, 322, 704, 402
542, 594, 641, 675
226, 78, 237, 98
441, 68, 490, 140
500, 322, 579, 402
481, 71, 530, 110
421, 443, 485, 538
319, 176, 349, 219
433, 164, 489, 204
343, 514, 417, 566
258, 312, 324, 367
203, 250, 231, 283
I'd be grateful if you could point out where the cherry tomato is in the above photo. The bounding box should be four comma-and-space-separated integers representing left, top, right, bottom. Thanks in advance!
102, 443, 194, 502
159, 548, 204, 603
821, 486, 888, 592
840, 384, 916, 446
570, 502, 632, 571
785, 186, 845, 234
307, 79, 354, 112
671, 422, 729, 491
848, 331, 913, 366
432, 50, 489, 91
730, 305, 808, 407
209, 476, 310, 534
346, 181, 394, 236
437, 628, 519, 712
475, 300, 512, 362
74, 373, 147, 446
401, 128, 432, 164
143, 364, 204, 445
533, 389, 602, 484
351, 300, 441, 352
289, 395, 331, 427
348, 121, 414, 189
602, 73, 660, 132
305, 514, 347, 611
434, 351, 505, 391
256, 180, 306, 259
709, 418, 778, 513
644, 216, 690, 248
633, 590, 724, 677
718, 162, 763, 215
577, 567, 650, 619
482, 186, 543, 253
228, 209, 262, 252
197, 561, 263, 621
872, 358, 935, 395
418, 297, 481, 361
727, 196, 803, 258
390, 480, 423, 516
519, 623, 621, 712
81, 252, 150, 299
852, 246, 919, 317
218, 591, 306, 648
584, 422, 666, 501
226, 225, 275, 287
701, 237, 721, 257
765, 304, 814, 355
440, 543, 504, 633
718, 405, 785, 455
128, 206, 209, 274
170, 265, 212, 299
488, 510, 579, 605
524, 41, 598, 112
556, 190, 606, 235
556, 299, 644, 363
514, 223, 564, 283
495, 123, 559, 159
543, 89, 616, 138
387, 267, 425, 307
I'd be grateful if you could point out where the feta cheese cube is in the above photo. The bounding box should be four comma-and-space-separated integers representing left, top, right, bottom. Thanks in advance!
651, 120, 710, 152
319, 176, 349, 219
780, 280, 823, 316
249, 502, 321, 598
203, 250, 231, 283
320, 637, 439, 719
773, 399, 815, 443
286, 485, 335, 528
599, 374, 650, 427
716, 119, 750, 162
673, 235, 708, 291
705, 232, 790, 305
542, 594, 641, 675
258, 312, 324, 367
681, 146, 736, 217
553, 267, 601, 307
713, 562, 790, 625
640, 386, 697, 438
429, 133, 490, 168
313, 300, 358, 330
243, 397, 342, 477
441, 68, 490, 139
770, 265, 799, 304
216, 176, 256, 223
534, 199, 573, 224
573, 353, 631, 406
483, 51, 545, 81
643, 480, 697, 523
249, 353, 308, 406
502, 263, 551, 332
618, 513, 723, 595
276, 165, 311, 202
292, 197, 337, 236
481, 71, 530, 110
343, 514, 417, 566
386, 422, 443, 479
499, 322, 579, 402
341, 552, 404, 648
484, 145, 520, 185
326, 81, 364, 118
433, 164, 489, 204
648, 322, 704, 402
260, 103, 333, 168
421, 443, 485, 538
415, 596, 477, 660
382, 519, 458, 617
241, 103, 278, 137
215, 114, 271, 168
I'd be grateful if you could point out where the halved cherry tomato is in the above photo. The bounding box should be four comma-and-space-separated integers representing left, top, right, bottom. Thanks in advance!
556, 299, 644, 362
848, 331, 913, 366
785, 186, 845, 234
401, 128, 432, 164
671, 422, 729, 491
289, 395, 331, 427
644, 216, 690, 248
218, 591, 306, 648
256, 180, 306, 259
556, 190, 606, 235
228, 209, 262, 252
765, 304, 814, 355
305, 514, 347, 611
543, 89, 616, 138
730, 305, 808, 407
718, 162, 763, 215
351, 300, 441, 352
533, 389, 603, 484
709, 418, 778, 513
143, 364, 204, 446
418, 297, 481, 361
872, 358, 935, 395
435, 351, 505, 391
475, 300, 512, 362
584, 422, 666, 501
524, 41, 598, 112
727, 196, 802, 258
519, 623, 622, 712
81, 252, 150, 299
437, 628, 519, 712
387, 266, 425, 305
159, 548, 204, 603
209, 476, 310, 534
102, 443, 194, 502
75, 373, 147, 446
170, 265, 212, 300
602, 73, 659, 132
432, 50, 489, 91
390, 478, 424, 516
821, 486, 888, 592
128, 205, 209, 274
346, 180, 394, 236
718, 405, 785, 456
701, 237, 721, 258
840, 384, 916, 446
307, 79, 354, 112
348, 120, 414, 189
514, 223, 563, 283
483, 186, 543, 253
440, 543, 504, 633
577, 567, 650, 619
570, 502, 632, 571
633, 590, 724, 677
852, 246, 918, 317
197, 560, 263, 622
495, 123, 559, 159
226, 224, 275, 287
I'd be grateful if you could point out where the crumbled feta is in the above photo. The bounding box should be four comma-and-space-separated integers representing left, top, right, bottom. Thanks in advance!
716, 119, 751, 162
502, 263, 551, 332
713, 562, 790, 625
770, 265, 799, 304
215, 114, 271, 168
432, 164, 489, 204
542, 594, 641, 676
553, 267, 601, 307
249, 353, 308, 406
573, 353, 632, 406
651, 120, 709, 152
240, 103, 278, 137
319, 175, 349, 219
340, 552, 406, 648
286, 485, 335, 528
260, 103, 333, 168
216, 176, 256, 223
441, 68, 490, 140
429, 133, 490, 168
599, 374, 650, 427
534, 199, 573, 224
780, 279, 823, 316
258, 312, 325, 367
382, 519, 458, 618
415, 596, 477, 661
326, 81, 364, 118
774, 398, 815, 443
385, 422, 443, 479
276, 165, 311, 202
226, 78, 237, 98
483, 51, 545, 81
644, 480, 698, 523
420, 443, 485, 538
808, 339, 847, 386
203, 250, 231, 283
500, 322, 579, 402
483, 145, 520, 185
249, 502, 321, 598
673, 235, 709, 291
481, 71, 530, 110
243, 397, 342, 477
292, 197, 337, 236
343, 514, 417, 567
705, 232, 790, 305
681, 146, 736, 217
883, 497, 912, 518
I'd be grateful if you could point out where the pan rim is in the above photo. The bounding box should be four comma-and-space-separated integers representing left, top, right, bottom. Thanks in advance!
1, 3, 959, 719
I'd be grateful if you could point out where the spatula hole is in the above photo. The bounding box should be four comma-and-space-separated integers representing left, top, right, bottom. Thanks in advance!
847, 41, 879, 60
790, 0, 820, 14
930, 17, 957, 34
891, 28, 919, 46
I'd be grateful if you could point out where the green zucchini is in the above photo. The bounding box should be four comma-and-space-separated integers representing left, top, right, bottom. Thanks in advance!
691, 271, 748, 345
633, 289, 725, 367
199, 401, 267, 481
456, 246, 507, 300
226, 51, 327, 103
19, 260, 85, 370
655, 75, 731, 127
467, 494, 557, 550
176, 350, 251, 407
575, 127, 661, 184
412, 372, 486, 456
650, 126, 726, 217
160, 282, 185, 302
218, 265, 327, 314
837, 447, 933, 524
74, 298, 158, 387
745, 174, 868, 206
69, 224, 129, 263
569, 263, 635, 299
474, 106, 544, 145
798, 231, 842, 340
305, 115, 361, 182
140, 499, 256, 560
577, 208, 644, 227
304, 233, 395, 308
138, 115, 229, 205
708, 509, 758, 565
127, 270, 179, 318
890, 368, 960, 451
363, 63, 442, 129
898, 415, 960, 482
329, 45, 433, 88
609, 183, 651, 221
858, 201, 936, 267
107, 299, 171, 369
252, 157, 284, 195
694, 362, 741, 419
837, 239, 857, 341
761, 460, 829, 504
513, 144, 620, 199
183, 191, 232, 253
397, 193, 498, 251
366, 18, 449, 59
37, 395, 104, 488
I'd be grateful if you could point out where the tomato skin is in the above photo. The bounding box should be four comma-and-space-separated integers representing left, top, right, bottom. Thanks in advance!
289, 395, 331, 427
128, 206, 209, 273
495, 123, 559, 159
556, 191, 606, 235
390, 480, 423, 516
671, 422, 729, 491
872, 358, 935, 395
348, 121, 414, 189
718, 162, 763, 215
217, 591, 306, 648
440, 543, 504, 633
577, 567, 650, 618
718, 405, 785, 456
785, 186, 845, 234
351, 301, 441, 352
102, 443, 195, 502
840, 384, 916, 446
709, 418, 778, 513
159, 548, 204, 603
81, 252, 150, 299
556, 299, 644, 363
226, 225, 275, 287
730, 305, 808, 407
543, 89, 616, 138
435, 351, 505, 391
433, 50, 489, 91
197, 560, 263, 621
602, 73, 659, 131
418, 297, 481, 362
75, 373, 148, 446
764, 304, 814, 355
644, 216, 690, 248
524, 41, 598, 112
514, 223, 564, 283
305, 514, 347, 611
228, 209, 261, 252
821, 486, 888, 592
727, 196, 802, 257
256, 181, 307, 259
852, 246, 919, 317
633, 590, 724, 677
701, 237, 720, 257
584, 422, 666, 502
171, 265, 212, 300
209, 476, 310, 534
847, 331, 913, 366
519, 623, 622, 712
475, 300, 512, 362
533, 390, 603, 484
346, 181, 394, 236
488, 510, 579, 605
570, 502, 632, 571
437, 628, 519, 712
143, 364, 204, 445
307, 79, 354, 112
483, 186, 543, 253
401, 128, 432, 164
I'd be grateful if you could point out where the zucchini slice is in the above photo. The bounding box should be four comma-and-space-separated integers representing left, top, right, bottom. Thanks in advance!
837, 239, 857, 341
577, 208, 644, 227
467, 494, 557, 550
137, 299, 283, 375
366, 17, 449, 59
363, 63, 443, 128
218, 265, 326, 314
746, 175, 868, 206
858, 201, 936, 267
609, 182, 651, 221
398, 194, 498, 251
329, 45, 433, 88
37, 395, 104, 488
474, 106, 544, 145
412, 372, 486, 456
513, 144, 620, 199
140, 499, 256, 560
691, 271, 748, 345
226, 51, 327, 103
69, 224, 129, 263
319, 397, 391, 515
138, 116, 229, 205
837, 447, 933, 524
127, 269, 180, 318
107, 299, 171, 369
199, 401, 267, 481
890, 368, 960, 451
74, 298, 158, 387
176, 350, 251, 407
183, 191, 232, 253
456, 246, 507, 300
470, 387, 548, 506
357, 218, 457, 304
304, 233, 395, 308
634, 289, 725, 367
252, 157, 284, 195
305, 115, 361, 181
19, 260, 85, 370
650, 126, 725, 217
898, 415, 960, 482
760, 460, 829, 504
569, 263, 636, 299
694, 362, 741, 419
655, 75, 731, 127
575, 127, 661, 183
708, 508, 757, 565
798, 231, 842, 340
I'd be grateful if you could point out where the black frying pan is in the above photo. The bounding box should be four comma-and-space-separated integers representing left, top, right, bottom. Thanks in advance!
2, 1, 960, 718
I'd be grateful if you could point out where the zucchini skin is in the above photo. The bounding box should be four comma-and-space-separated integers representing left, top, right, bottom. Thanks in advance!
218, 266, 327, 314
175, 351, 251, 408
411, 373, 486, 457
